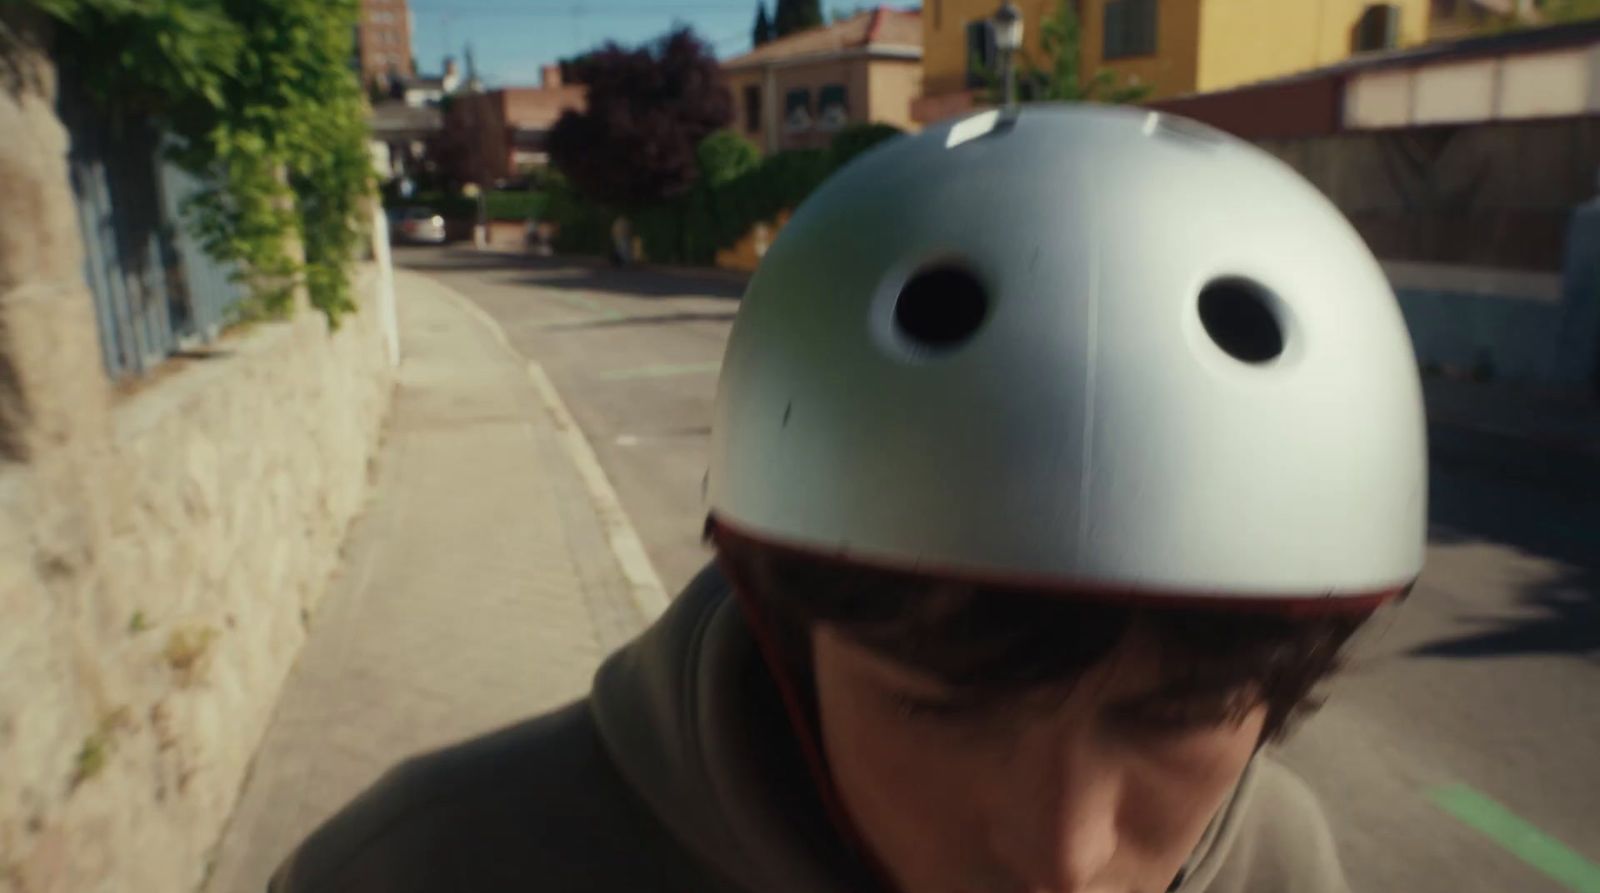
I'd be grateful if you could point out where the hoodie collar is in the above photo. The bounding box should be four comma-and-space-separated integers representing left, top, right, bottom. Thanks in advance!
590, 564, 1255, 893
590, 566, 872, 893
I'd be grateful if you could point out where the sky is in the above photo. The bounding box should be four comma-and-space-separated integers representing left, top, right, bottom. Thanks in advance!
407, 0, 805, 87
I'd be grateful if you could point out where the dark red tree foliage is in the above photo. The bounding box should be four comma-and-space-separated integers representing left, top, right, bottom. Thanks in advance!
548, 29, 733, 210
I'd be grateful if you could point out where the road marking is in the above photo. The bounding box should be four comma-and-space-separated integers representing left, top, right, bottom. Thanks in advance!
420, 271, 669, 623
1429, 785, 1600, 893
598, 361, 721, 381
527, 361, 670, 622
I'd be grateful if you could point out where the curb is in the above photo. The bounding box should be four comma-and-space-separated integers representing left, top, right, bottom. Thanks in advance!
408, 270, 671, 622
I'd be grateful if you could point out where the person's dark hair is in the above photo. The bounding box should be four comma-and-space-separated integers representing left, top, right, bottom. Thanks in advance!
712, 522, 1378, 741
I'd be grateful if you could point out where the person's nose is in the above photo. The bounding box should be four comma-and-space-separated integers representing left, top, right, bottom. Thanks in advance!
987, 735, 1121, 893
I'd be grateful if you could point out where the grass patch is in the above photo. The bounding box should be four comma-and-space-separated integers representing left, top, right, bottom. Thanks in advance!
163, 626, 219, 685
71, 729, 111, 788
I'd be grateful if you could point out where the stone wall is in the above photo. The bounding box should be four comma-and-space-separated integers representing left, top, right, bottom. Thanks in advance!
0, 25, 394, 893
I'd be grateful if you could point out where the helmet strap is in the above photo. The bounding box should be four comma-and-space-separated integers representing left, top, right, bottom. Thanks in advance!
715, 544, 903, 893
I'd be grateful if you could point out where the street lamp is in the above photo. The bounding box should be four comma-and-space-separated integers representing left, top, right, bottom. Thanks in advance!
992, 0, 1024, 110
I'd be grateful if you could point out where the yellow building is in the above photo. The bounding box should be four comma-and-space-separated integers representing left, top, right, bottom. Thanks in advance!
913, 0, 1430, 122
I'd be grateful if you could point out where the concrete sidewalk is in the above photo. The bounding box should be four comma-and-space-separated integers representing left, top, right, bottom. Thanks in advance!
203, 270, 662, 893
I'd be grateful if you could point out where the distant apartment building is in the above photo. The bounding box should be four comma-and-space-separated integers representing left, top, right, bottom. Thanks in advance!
720, 7, 924, 153
358, 0, 415, 87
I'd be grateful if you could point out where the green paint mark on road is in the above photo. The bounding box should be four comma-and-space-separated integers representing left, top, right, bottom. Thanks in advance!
1429, 785, 1600, 893
599, 362, 721, 381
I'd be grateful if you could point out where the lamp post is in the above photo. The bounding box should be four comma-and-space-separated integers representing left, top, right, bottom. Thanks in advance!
992, 0, 1024, 110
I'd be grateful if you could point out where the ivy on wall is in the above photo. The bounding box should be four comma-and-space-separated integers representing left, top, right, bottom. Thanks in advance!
15, 0, 373, 325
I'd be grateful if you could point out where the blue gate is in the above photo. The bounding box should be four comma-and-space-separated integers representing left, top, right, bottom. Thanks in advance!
60, 81, 247, 379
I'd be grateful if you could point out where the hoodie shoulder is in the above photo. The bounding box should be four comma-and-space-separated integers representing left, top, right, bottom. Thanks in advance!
269, 700, 730, 893
1193, 756, 1351, 893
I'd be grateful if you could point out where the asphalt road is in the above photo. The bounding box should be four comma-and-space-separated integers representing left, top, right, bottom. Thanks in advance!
398, 246, 1600, 893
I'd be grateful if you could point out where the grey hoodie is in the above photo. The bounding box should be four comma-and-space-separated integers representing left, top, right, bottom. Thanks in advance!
270, 565, 1351, 893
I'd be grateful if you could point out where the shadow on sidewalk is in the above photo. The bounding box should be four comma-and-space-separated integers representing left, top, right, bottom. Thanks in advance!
541, 310, 739, 332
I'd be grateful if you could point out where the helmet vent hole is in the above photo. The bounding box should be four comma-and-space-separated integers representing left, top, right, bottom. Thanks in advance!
1198, 278, 1283, 364
894, 266, 988, 350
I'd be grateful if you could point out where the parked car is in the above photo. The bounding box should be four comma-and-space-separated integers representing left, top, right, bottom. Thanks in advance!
391, 207, 447, 244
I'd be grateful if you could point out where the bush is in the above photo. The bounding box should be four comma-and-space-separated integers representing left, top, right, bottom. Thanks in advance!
697, 131, 761, 186
634, 143, 842, 266
543, 171, 614, 256
384, 190, 475, 219
484, 191, 549, 221
828, 122, 905, 170
384, 190, 550, 222
596, 124, 906, 266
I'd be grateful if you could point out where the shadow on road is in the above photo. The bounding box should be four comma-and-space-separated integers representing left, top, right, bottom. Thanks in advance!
1426, 418, 1600, 569
505, 269, 746, 300
542, 311, 738, 331
1410, 562, 1599, 659
1418, 423, 1600, 659
1427, 466, 1599, 569
393, 247, 539, 273
392, 247, 748, 300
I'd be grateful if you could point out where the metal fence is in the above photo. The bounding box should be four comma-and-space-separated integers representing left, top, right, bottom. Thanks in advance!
60, 82, 247, 379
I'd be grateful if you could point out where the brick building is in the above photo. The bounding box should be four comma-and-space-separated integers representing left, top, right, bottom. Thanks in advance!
440, 66, 587, 187
357, 0, 415, 87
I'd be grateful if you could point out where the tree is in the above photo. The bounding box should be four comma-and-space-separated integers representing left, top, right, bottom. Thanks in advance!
547, 28, 732, 210
828, 122, 903, 169
1540, 0, 1600, 22
774, 0, 823, 37
1453, 0, 1600, 32
696, 131, 760, 186
752, 2, 773, 46
986, 0, 1149, 104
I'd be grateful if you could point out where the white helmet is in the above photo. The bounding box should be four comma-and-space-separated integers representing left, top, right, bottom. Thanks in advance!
708, 105, 1425, 603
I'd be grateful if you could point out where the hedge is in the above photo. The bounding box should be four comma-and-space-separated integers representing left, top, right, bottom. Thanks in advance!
383, 190, 549, 222
635, 123, 905, 266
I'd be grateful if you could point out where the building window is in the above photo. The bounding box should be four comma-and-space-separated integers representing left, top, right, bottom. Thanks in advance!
784, 88, 812, 132
743, 84, 762, 134
965, 20, 995, 88
1352, 3, 1401, 52
817, 84, 849, 130
1104, 0, 1158, 60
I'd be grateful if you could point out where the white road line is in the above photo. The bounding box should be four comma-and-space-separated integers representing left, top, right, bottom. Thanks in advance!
527, 361, 670, 621
419, 271, 670, 622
